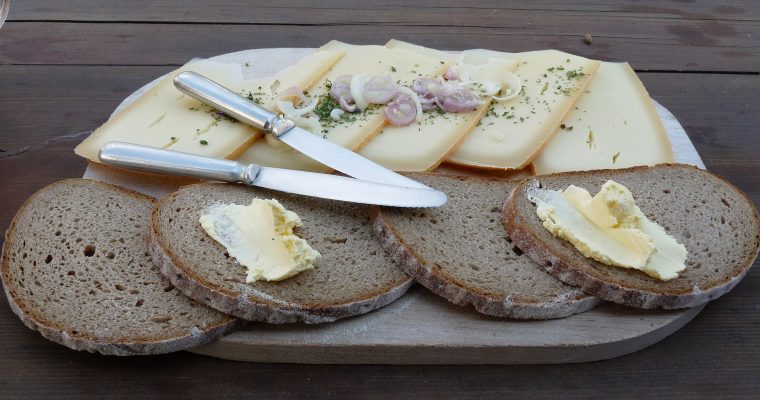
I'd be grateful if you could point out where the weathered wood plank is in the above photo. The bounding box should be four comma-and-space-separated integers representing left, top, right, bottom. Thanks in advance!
10, 0, 760, 22
1, 20, 757, 72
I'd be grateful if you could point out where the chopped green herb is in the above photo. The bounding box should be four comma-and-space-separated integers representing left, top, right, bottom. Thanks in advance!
566, 69, 585, 79
612, 152, 620, 164
313, 94, 340, 122
170, 136, 176, 141
390, 66, 397, 72
200, 140, 208, 145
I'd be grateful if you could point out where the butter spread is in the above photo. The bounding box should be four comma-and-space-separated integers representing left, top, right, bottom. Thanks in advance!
199, 199, 320, 282
534, 180, 687, 281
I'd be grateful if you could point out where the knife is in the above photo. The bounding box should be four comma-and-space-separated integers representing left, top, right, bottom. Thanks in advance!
173, 71, 432, 190
98, 142, 447, 208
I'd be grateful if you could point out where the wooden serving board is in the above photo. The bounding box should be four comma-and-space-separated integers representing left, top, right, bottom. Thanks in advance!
83, 48, 707, 364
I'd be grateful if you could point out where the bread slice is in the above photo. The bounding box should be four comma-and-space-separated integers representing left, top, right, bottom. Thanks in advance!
371, 173, 600, 319
149, 183, 414, 324
1, 179, 237, 355
504, 164, 760, 309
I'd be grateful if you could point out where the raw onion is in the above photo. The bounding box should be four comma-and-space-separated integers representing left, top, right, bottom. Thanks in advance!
384, 96, 417, 127
362, 75, 399, 104
275, 97, 318, 117
396, 86, 423, 122
492, 71, 522, 102
330, 108, 345, 120
349, 74, 370, 111
436, 88, 480, 113
275, 86, 308, 104
329, 74, 353, 102
443, 64, 459, 81
339, 96, 357, 112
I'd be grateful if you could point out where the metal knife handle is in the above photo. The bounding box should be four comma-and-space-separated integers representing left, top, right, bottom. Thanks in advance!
173, 71, 296, 137
98, 142, 261, 184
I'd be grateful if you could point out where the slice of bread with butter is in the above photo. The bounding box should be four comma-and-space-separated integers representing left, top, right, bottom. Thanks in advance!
0, 180, 237, 355
371, 173, 601, 319
149, 183, 414, 324
504, 164, 760, 309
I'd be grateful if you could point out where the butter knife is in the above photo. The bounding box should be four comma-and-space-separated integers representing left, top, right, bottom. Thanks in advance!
98, 142, 447, 207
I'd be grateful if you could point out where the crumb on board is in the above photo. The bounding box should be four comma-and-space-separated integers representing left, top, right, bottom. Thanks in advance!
583, 33, 593, 45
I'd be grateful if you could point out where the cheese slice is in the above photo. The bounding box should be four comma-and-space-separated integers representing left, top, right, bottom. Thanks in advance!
75, 59, 248, 162
447, 50, 600, 170
359, 42, 518, 171
235, 41, 446, 172
532, 62, 673, 175
75, 51, 343, 163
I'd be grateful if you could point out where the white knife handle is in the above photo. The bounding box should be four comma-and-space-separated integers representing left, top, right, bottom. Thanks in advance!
173, 71, 296, 137
98, 142, 261, 184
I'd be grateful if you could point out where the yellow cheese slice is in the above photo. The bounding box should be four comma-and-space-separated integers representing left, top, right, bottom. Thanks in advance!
358, 41, 518, 171
75, 59, 248, 162
75, 51, 343, 163
447, 50, 600, 170
532, 62, 673, 175
235, 41, 446, 172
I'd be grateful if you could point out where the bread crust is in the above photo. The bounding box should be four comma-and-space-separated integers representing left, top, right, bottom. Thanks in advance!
371, 205, 601, 320
0, 179, 238, 355
149, 183, 414, 324
503, 164, 760, 309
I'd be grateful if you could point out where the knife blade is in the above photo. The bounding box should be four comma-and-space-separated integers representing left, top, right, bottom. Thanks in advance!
172, 71, 432, 190
98, 142, 447, 207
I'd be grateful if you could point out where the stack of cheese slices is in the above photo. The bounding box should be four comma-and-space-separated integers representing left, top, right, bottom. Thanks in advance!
74, 40, 674, 176
3, 41, 759, 356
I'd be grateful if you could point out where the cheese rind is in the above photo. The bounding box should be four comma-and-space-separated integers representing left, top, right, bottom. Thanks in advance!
448, 50, 600, 170
236, 42, 446, 172
532, 62, 673, 175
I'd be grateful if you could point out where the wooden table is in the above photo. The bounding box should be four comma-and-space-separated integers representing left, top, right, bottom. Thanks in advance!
1, 1, 758, 398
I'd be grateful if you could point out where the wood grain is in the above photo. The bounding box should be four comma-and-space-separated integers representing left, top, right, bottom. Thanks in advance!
1, 18, 757, 72
11, 0, 760, 22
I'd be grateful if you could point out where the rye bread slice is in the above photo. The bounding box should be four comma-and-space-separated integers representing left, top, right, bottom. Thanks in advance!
149, 183, 414, 324
504, 164, 760, 309
371, 173, 600, 320
1, 179, 237, 355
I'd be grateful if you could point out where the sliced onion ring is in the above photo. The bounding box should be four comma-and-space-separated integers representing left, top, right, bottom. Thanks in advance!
443, 64, 459, 81
339, 96, 357, 112
436, 88, 480, 113
384, 96, 417, 127
412, 77, 437, 96
362, 75, 399, 104
276, 86, 308, 104
419, 94, 438, 111
493, 71, 522, 102
275, 97, 318, 117
396, 86, 423, 122
349, 74, 370, 111
330, 74, 353, 102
